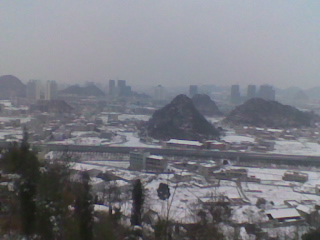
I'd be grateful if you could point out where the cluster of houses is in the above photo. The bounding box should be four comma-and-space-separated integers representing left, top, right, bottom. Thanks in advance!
63, 158, 320, 239
162, 138, 275, 153
235, 125, 320, 144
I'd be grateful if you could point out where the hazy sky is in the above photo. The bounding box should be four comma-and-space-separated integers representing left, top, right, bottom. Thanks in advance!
1, 1, 320, 88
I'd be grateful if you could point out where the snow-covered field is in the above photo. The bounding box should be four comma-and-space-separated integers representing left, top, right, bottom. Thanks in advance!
222, 135, 255, 143
111, 132, 161, 148
221, 129, 320, 156
272, 139, 320, 156
68, 158, 320, 227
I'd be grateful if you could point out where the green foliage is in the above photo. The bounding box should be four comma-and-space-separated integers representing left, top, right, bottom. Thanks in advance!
0, 128, 41, 238
185, 223, 224, 240
154, 219, 171, 240
302, 229, 320, 240
36, 160, 74, 239
18, 129, 40, 238
157, 183, 170, 201
0, 132, 127, 240
0, 129, 227, 240
131, 179, 144, 227
74, 171, 94, 240
93, 213, 115, 240
0, 142, 22, 173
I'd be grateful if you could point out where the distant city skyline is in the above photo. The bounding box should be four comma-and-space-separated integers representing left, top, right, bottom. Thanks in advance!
1, 1, 320, 88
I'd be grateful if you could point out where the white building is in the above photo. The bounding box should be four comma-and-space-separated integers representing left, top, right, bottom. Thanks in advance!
45, 80, 58, 100
145, 155, 167, 172
129, 151, 167, 173
129, 151, 150, 171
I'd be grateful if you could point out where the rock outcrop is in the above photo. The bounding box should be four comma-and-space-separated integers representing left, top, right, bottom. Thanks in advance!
224, 98, 316, 128
146, 94, 220, 141
192, 94, 222, 116
0, 75, 26, 99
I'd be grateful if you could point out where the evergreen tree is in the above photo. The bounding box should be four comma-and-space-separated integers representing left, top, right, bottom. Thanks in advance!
0, 128, 40, 239
157, 183, 170, 200
36, 159, 74, 239
74, 171, 94, 240
131, 179, 144, 227
18, 128, 40, 239
302, 229, 320, 240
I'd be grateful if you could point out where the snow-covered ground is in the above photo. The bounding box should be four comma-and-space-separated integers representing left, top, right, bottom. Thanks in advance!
118, 114, 151, 122
272, 139, 320, 156
0, 128, 23, 140
48, 137, 113, 146
205, 116, 224, 124
99, 114, 151, 124
221, 129, 320, 156
67, 159, 320, 227
221, 130, 255, 143
222, 135, 255, 143
111, 132, 161, 148
83, 160, 130, 169
0, 116, 31, 123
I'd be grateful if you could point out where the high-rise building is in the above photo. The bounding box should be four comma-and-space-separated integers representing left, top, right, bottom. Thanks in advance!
45, 80, 58, 100
109, 80, 116, 96
27, 80, 41, 100
230, 84, 241, 104
189, 85, 198, 97
154, 85, 167, 101
258, 85, 275, 101
117, 80, 126, 96
117, 80, 126, 88
247, 85, 256, 100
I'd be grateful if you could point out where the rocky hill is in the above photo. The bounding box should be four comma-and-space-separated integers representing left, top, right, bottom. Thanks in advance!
192, 94, 223, 116
146, 94, 220, 141
0, 75, 26, 99
224, 98, 316, 128
60, 85, 105, 97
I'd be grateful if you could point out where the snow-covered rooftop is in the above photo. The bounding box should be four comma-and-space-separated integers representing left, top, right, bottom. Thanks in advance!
147, 155, 164, 160
167, 139, 203, 146
266, 208, 301, 219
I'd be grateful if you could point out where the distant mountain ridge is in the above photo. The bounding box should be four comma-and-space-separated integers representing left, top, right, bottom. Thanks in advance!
0, 75, 26, 99
145, 94, 220, 141
60, 84, 105, 97
224, 98, 317, 128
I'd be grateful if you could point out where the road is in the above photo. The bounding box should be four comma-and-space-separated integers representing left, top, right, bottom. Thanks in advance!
1, 141, 320, 166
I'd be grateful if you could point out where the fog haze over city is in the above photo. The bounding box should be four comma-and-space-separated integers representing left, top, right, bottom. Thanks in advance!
1, 1, 320, 88
4, 2, 320, 239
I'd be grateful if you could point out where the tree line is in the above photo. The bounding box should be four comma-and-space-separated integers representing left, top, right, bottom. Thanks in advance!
0, 130, 131, 240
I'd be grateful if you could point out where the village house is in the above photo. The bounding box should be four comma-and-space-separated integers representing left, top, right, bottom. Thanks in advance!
145, 155, 168, 173
129, 150, 167, 173
166, 139, 203, 149
198, 162, 219, 178
282, 171, 308, 182
264, 208, 304, 227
